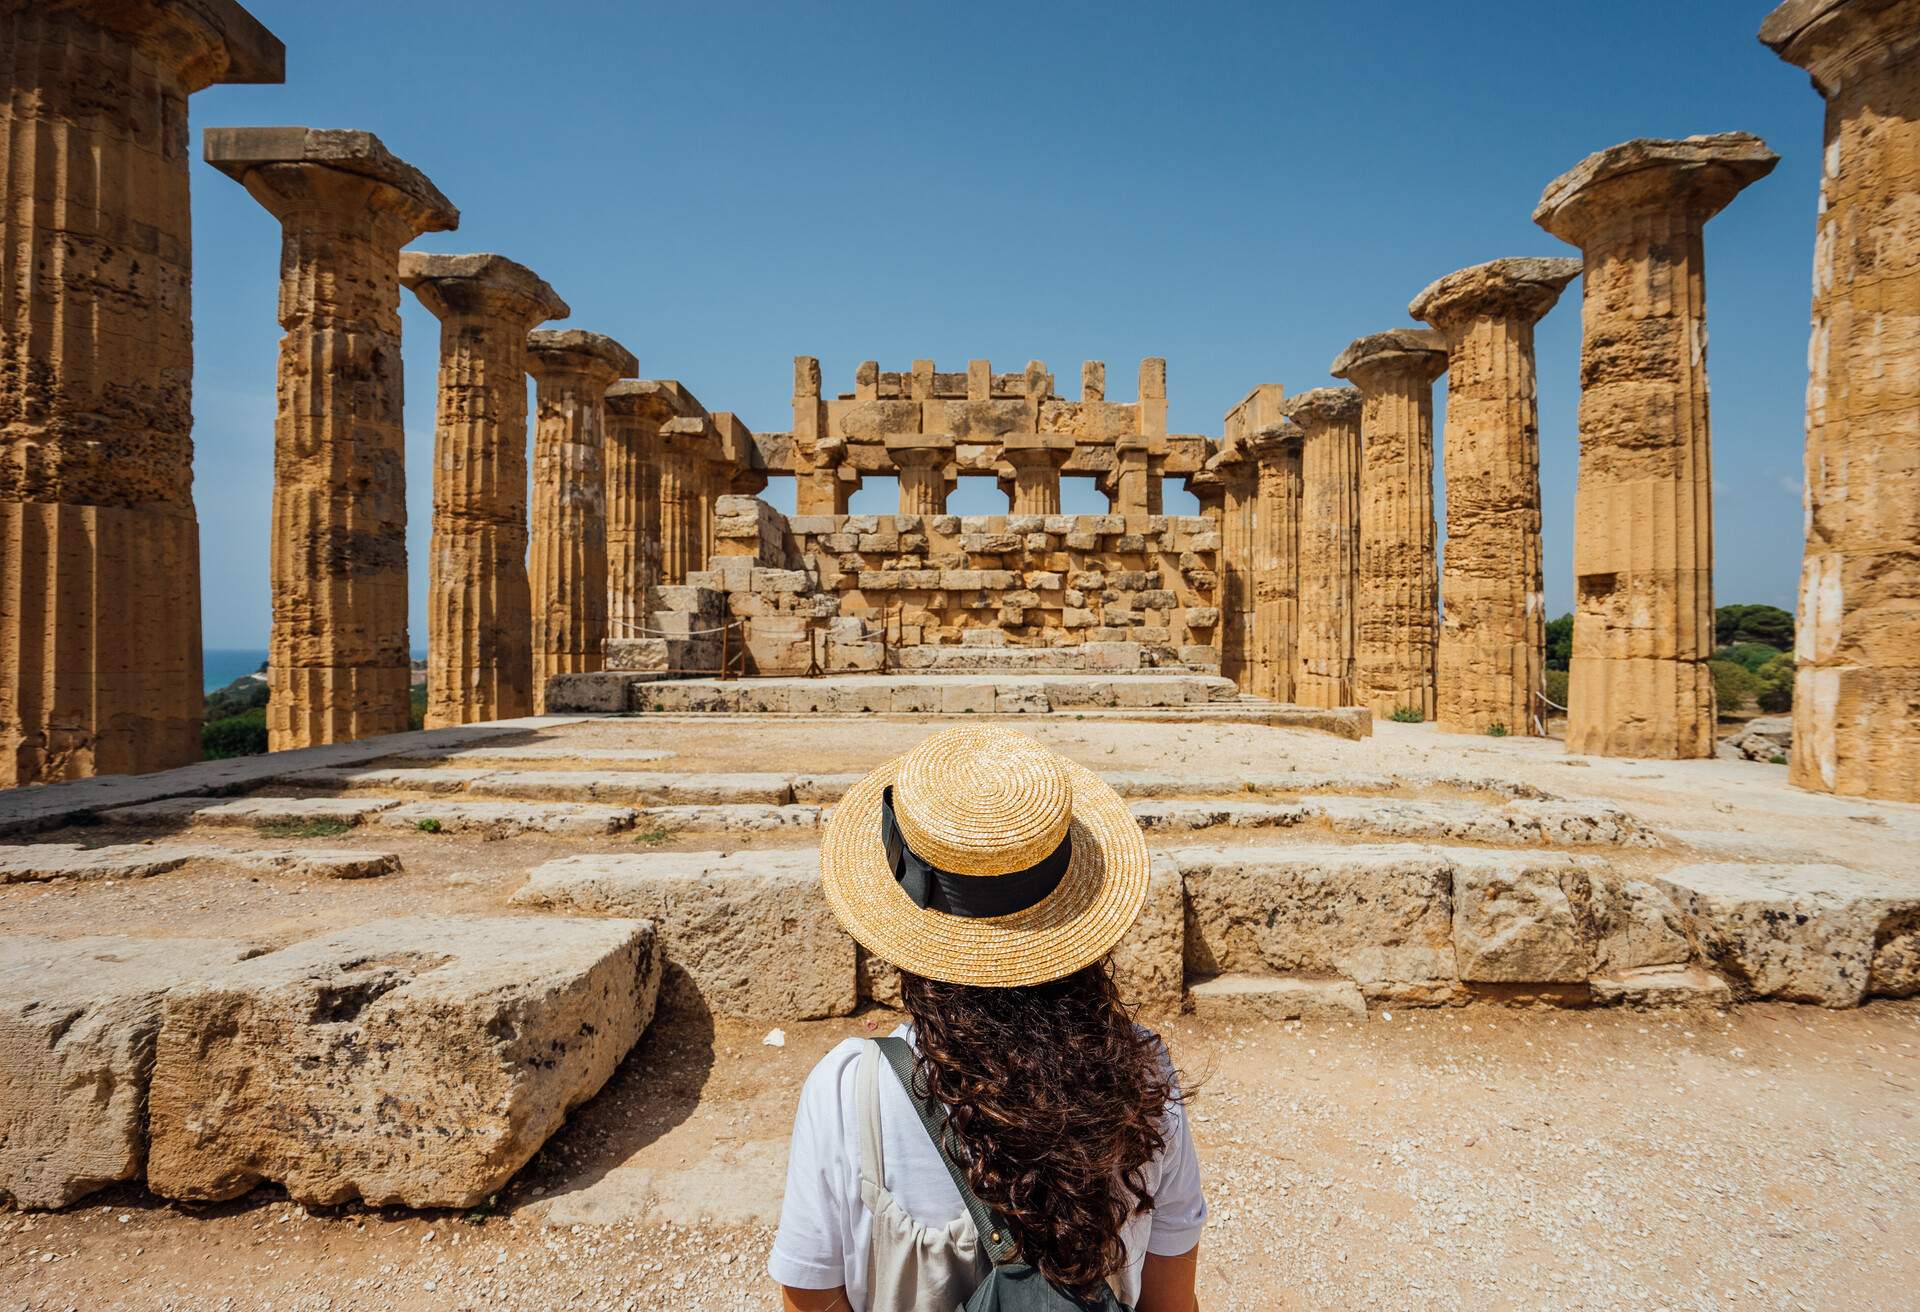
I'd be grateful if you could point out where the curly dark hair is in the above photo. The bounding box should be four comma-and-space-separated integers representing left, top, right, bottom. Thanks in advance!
898, 960, 1182, 1299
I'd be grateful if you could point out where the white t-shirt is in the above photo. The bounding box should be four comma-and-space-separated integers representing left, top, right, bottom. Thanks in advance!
767, 1026, 1207, 1310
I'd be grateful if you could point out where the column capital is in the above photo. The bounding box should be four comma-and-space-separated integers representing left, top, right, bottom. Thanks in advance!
1000, 432, 1075, 468
1245, 420, 1305, 461
605, 378, 695, 423
526, 329, 636, 385
1761, 0, 1920, 95
400, 252, 568, 326
1331, 329, 1449, 390
883, 432, 956, 465
1409, 257, 1580, 332
1535, 134, 1778, 247
1280, 386, 1364, 431
58, 0, 285, 92
204, 127, 458, 234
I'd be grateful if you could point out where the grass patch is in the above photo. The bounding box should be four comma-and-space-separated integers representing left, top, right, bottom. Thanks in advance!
415, 817, 443, 834
255, 817, 353, 839
1388, 706, 1424, 724
634, 825, 672, 846
1486, 722, 1510, 737
1769, 753, 1788, 765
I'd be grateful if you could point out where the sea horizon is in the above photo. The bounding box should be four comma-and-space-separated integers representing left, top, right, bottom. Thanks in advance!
203, 648, 427, 692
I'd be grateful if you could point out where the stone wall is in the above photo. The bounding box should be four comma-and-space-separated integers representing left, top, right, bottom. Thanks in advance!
677, 496, 1222, 676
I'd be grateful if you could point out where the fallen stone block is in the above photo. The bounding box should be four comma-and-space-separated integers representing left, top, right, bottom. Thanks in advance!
0, 842, 205, 884
99, 796, 398, 829
1186, 975, 1367, 1021
510, 851, 855, 1020
467, 770, 793, 806
1655, 863, 1920, 1007
377, 800, 638, 836
146, 915, 660, 1208
224, 849, 403, 880
1, 935, 259, 1209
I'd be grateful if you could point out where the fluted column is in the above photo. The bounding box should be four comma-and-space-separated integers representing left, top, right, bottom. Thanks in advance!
606, 381, 678, 632
206, 128, 458, 749
657, 417, 712, 584
0, 3, 282, 785
1002, 434, 1075, 515
886, 435, 955, 515
401, 254, 566, 728
1537, 134, 1778, 759
526, 330, 635, 712
1333, 329, 1449, 721
1284, 388, 1364, 708
1762, 0, 1920, 801
1209, 448, 1257, 689
1246, 424, 1304, 703
1412, 257, 1580, 736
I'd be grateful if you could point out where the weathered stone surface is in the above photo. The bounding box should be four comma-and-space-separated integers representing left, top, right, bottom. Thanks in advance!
146, 915, 659, 1207
1452, 862, 1587, 983
377, 800, 637, 836
510, 852, 855, 1020
1187, 974, 1367, 1021
0, 842, 398, 883
1, 935, 259, 1208
633, 804, 822, 833
101, 796, 398, 828
1655, 862, 1920, 1006
1411, 257, 1580, 737
0, 3, 283, 785
1127, 797, 1647, 846
1537, 135, 1777, 760
1283, 389, 1363, 709
1589, 964, 1731, 1009
466, 770, 793, 805
1570, 876, 1693, 974
1761, 0, 1920, 802
402, 252, 567, 728
1110, 853, 1185, 1015
206, 127, 457, 750
282, 765, 494, 793
1333, 330, 1447, 720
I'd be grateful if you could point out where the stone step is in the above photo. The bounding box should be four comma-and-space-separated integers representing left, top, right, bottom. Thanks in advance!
1, 935, 262, 1209
545, 671, 1260, 718
1131, 797, 1650, 846
1589, 964, 1732, 1008
1186, 974, 1368, 1021
376, 800, 638, 837
0, 842, 400, 883
388, 745, 675, 766
100, 796, 398, 829
145, 915, 661, 1209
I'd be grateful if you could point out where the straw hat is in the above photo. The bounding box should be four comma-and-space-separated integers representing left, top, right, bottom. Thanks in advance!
820, 725, 1150, 988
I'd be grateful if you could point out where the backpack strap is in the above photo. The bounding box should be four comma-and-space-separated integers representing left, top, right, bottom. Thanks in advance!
874, 1035, 1019, 1266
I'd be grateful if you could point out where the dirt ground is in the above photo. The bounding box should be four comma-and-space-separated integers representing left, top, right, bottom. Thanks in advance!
5, 1001, 1917, 1311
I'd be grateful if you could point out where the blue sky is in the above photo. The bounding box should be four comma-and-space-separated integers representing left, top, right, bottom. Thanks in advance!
187, 0, 1818, 648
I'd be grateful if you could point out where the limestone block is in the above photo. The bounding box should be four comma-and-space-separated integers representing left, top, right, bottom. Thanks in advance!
377, 800, 637, 836
605, 639, 672, 673
510, 852, 855, 1019
942, 683, 997, 714
1185, 607, 1220, 629
101, 796, 397, 828
146, 915, 659, 1207
1569, 876, 1692, 974
1110, 854, 1185, 1015
1186, 975, 1367, 1021
1589, 965, 1731, 1009
1654, 863, 1920, 1007
0, 935, 259, 1209
995, 685, 1051, 713
1081, 642, 1144, 672
1452, 863, 1587, 983
544, 673, 636, 713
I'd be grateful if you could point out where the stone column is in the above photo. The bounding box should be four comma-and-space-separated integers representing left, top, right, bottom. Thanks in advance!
1762, 0, 1920, 801
657, 417, 712, 584
1536, 134, 1778, 759
1206, 448, 1257, 690
886, 435, 955, 515
206, 128, 458, 750
1111, 436, 1161, 518
1187, 470, 1225, 526
1411, 257, 1580, 736
1332, 328, 1450, 721
792, 356, 841, 515
400, 254, 567, 729
1284, 389, 1364, 708
0, 3, 282, 786
1003, 434, 1076, 515
1246, 423, 1305, 703
606, 382, 679, 633
526, 330, 635, 713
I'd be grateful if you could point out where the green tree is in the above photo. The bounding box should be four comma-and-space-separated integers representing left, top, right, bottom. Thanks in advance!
1716, 603, 1794, 649
203, 707, 268, 759
1714, 641, 1786, 672
1708, 659, 1760, 711
1545, 614, 1573, 671
1755, 654, 1794, 713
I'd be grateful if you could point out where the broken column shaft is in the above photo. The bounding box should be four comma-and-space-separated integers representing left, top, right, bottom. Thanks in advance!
206, 127, 458, 749
1537, 133, 1777, 759
526, 331, 635, 712
400, 254, 567, 728
0, 2, 282, 785
1762, 0, 1920, 801
1412, 257, 1580, 736
1333, 328, 1450, 721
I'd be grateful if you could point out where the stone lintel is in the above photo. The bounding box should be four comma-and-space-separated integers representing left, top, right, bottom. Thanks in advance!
1408, 257, 1582, 330
1760, 0, 1920, 94
1534, 134, 1779, 243
883, 432, 958, 456
1000, 432, 1077, 457
661, 415, 719, 445
1330, 328, 1449, 386
1280, 386, 1364, 429
607, 377, 703, 420
203, 127, 458, 231
67, 0, 286, 89
526, 329, 637, 381
399, 251, 569, 322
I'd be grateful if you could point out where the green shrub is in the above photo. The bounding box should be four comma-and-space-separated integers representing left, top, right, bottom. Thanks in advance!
415, 817, 442, 834
255, 817, 352, 839
1755, 653, 1794, 712
204, 675, 270, 721
1709, 659, 1760, 711
1714, 641, 1785, 673
1543, 668, 1570, 710
1388, 706, 1424, 724
1544, 614, 1573, 672
203, 707, 268, 759
409, 681, 427, 731
1716, 603, 1794, 650
1487, 722, 1509, 737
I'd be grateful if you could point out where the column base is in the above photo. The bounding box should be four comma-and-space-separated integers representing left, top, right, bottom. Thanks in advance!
1791, 665, 1920, 802
268, 664, 412, 751
1564, 656, 1714, 759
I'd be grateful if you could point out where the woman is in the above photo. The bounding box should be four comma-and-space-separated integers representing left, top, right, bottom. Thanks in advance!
768, 725, 1205, 1311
